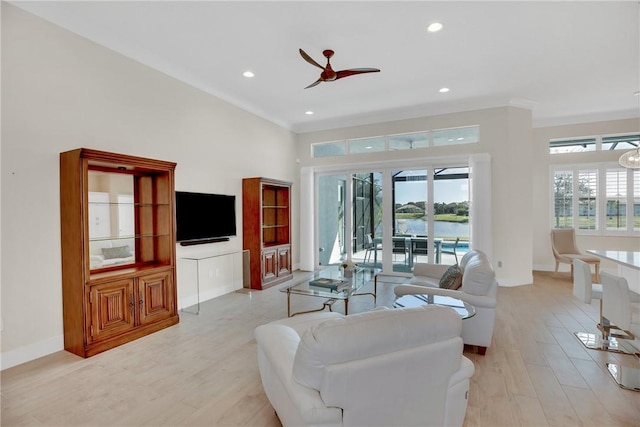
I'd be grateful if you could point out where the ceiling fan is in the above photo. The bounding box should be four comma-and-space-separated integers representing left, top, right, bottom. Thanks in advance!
299, 48, 380, 89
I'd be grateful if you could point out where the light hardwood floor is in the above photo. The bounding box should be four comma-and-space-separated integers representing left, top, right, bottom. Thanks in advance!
2, 271, 639, 426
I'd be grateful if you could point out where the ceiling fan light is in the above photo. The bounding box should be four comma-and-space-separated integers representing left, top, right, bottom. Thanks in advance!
618, 147, 640, 169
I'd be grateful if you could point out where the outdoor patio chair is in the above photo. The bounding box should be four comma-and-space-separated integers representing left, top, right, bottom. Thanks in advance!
441, 237, 460, 264
363, 234, 381, 263
392, 236, 410, 265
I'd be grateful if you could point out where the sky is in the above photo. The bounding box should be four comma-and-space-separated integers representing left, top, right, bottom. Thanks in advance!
395, 180, 469, 205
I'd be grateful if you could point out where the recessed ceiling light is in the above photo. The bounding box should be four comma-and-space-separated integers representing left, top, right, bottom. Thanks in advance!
457, 137, 464, 141
427, 22, 443, 32
305, 111, 314, 115
634, 90, 640, 96
243, 71, 254, 78
439, 87, 450, 93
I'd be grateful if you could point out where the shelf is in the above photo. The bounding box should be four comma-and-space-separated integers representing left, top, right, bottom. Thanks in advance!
89, 233, 171, 242
88, 202, 171, 207
89, 262, 172, 282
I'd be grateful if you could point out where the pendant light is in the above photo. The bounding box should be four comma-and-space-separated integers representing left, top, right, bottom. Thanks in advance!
619, 90, 640, 169
618, 146, 640, 169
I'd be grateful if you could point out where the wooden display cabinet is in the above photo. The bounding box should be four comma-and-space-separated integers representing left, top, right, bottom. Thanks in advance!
243, 177, 292, 289
60, 148, 178, 358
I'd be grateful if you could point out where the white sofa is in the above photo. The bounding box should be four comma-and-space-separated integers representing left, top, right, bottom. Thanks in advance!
89, 238, 135, 269
395, 249, 498, 355
254, 306, 474, 427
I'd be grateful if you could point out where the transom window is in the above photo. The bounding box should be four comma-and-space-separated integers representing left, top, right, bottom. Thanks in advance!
312, 126, 479, 158
549, 133, 639, 154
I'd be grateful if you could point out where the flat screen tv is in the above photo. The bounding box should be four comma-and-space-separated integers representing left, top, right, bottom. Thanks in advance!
175, 191, 237, 245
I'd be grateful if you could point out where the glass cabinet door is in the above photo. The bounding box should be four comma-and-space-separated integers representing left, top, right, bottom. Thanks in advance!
88, 170, 135, 270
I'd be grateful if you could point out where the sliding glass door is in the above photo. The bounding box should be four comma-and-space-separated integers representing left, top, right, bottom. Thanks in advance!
392, 169, 428, 272
433, 167, 470, 264
315, 164, 470, 273
317, 174, 347, 266
351, 172, 383, 267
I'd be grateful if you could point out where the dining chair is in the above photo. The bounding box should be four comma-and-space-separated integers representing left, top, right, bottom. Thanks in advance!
441, 237, 460, 264
550, 228, 600, 280
599, 271, 640, 390
599, 271, 637, 343
572, 259, 604, 350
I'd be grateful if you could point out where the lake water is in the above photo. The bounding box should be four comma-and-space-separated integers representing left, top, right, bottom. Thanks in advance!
397, 219, 469, 239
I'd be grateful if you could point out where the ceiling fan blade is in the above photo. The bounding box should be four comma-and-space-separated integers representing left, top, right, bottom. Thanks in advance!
304, 78, 323, 89
336, 68, 381, 80
299, 49, 324, 70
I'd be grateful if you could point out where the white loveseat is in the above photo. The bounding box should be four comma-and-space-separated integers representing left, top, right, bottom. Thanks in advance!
254, 306, 474, 427
395, 249, 498, 355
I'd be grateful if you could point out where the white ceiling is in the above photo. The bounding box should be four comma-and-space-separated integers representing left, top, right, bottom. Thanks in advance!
10, 1, 640, 133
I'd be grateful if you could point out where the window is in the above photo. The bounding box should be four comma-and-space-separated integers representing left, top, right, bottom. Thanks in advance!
602, 134, 640, 151
551, 165, 639, 235
605, 169, 627, 230
312, 141, 346, 158
432, 126, 479, 147
348, 137, 386, 154
577, 170, 597, 230
388, 133, 429, 151
311, 126, 479, 158
549, 133, 639, 154
553, 171, 573, 228
549, 138, 596, 154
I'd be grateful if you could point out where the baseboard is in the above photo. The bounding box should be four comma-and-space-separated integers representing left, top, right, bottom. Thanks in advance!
495, 272, 534, 287
1, 334, 64, 371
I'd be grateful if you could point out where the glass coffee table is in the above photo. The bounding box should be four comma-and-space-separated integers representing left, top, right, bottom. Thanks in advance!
393, 294, 476, 319
280, 265, 381, 317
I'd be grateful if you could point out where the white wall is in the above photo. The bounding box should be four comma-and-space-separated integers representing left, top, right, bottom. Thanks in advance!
297, 106, 535, 286
1, 4, 297, 369
532, 118, 640, 273
2, 2, 638, 371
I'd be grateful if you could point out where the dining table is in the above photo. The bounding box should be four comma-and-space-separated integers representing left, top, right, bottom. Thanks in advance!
586, 250, 640, 296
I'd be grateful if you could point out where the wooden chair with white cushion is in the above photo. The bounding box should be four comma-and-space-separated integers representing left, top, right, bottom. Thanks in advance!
550, 228, 600, 280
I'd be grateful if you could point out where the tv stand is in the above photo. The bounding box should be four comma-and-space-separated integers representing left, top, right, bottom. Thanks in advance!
180, 237, 230, 246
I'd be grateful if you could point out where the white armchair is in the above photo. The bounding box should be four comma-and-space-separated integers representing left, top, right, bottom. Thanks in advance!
255, 306, 474, 427
395, 250, 498, 355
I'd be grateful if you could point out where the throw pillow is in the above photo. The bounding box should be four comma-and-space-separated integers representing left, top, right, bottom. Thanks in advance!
102, 246, 132, 260
439, 264, 462, 290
